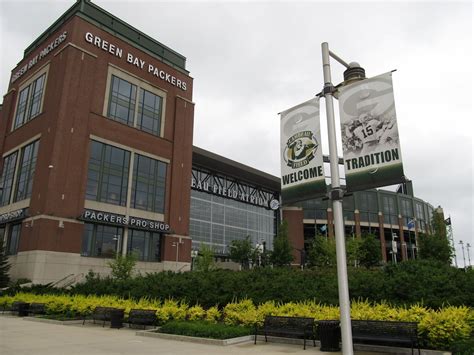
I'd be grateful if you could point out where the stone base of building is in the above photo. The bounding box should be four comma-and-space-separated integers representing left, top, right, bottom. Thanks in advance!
8, 250, 190, 285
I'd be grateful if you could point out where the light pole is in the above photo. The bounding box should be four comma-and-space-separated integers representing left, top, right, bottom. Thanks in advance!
172, 239, 184, 272
391, 233, 398, 264
113, 234, 122, 259
191, 249, 198, 271
321, 42, 355, 355
466, 243, 471, 268
255, 242, 264, 267
459, 240, 466, 270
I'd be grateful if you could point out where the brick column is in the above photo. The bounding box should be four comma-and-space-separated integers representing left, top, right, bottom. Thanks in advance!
282, 207, 304, 265
354, 209, 362, 238
378, 213, 387, 263
398, 216, 408, 261
327, 208, 334, 239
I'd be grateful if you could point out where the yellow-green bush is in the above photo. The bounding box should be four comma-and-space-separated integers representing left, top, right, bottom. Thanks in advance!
205, 306, 221, 323
155, 299, 188, 324
223, 299, 257, 326
418, 306, 473, 349
187, 305, 205, 321
1, 293, 472, 350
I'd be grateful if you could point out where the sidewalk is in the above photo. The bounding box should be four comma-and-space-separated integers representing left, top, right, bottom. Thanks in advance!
0, 315, 447, 355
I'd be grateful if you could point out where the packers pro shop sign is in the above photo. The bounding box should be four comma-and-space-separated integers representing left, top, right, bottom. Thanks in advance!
338, 72, 405, 192
280, 97, 326, 204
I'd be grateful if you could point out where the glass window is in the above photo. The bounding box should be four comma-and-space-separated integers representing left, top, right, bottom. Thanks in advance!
127, 229, 161, 262
13, 73, 46, 129
108, 75, 137, 126
80, 223, 122, 258
400, 198, 413, 217
14, 140, 39, 202
382, 195, 397, 224
14, 87, 30, 129
6, 224, 21, 255
107, 74, 164, 136
359, 192, 377, 212
131, 154, 167, 213
137, 89, 162, 135
0, 152, 18, 206
86, 141, 130, 206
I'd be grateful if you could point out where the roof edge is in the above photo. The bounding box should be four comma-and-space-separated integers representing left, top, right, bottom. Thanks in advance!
23, 0, 188, 73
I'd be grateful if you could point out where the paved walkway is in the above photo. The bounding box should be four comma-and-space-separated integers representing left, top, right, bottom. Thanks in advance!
1, 315, 447, 355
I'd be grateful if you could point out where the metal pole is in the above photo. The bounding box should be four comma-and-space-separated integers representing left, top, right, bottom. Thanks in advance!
466, 243, 471, 268
459, 240, 466, 270
321, 42, 354, 355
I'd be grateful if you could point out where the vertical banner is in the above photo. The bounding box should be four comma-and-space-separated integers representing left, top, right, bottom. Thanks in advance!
338, 72, 405, 192
280, 97, 326, 204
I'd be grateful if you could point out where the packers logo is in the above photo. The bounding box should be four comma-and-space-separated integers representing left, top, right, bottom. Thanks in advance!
283, 130, 319, 169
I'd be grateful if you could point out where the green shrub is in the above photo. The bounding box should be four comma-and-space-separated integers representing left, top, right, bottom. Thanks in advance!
68, 261, 474, 309
159, 320, 252, 339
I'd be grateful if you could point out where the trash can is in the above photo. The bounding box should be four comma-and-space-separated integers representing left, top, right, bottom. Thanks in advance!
318, 320, 341, 351
110, 308, 124, 329
17, 302, 30, 317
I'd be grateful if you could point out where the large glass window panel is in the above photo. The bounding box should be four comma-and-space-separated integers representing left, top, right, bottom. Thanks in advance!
0, 152, 18, 206
85, 141, 130, 206
28, 74, 46, 119
14, 87, 30, 129
127, 229, 161, 262
6, 224, 21, 255
80, 223, 122, 258
128, 229, 146, 260
131, 154, 167, 213
13, 73, 47, 130
108, 75, 137, 125
14, 140, 39, 202
137, 88, 162, 135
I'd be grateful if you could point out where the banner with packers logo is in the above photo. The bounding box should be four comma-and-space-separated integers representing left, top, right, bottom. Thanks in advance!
338, 72, 405, 192
280, 97, 326, 204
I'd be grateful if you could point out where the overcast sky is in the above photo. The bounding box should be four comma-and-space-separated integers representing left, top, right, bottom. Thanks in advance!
1, 0, 472, 267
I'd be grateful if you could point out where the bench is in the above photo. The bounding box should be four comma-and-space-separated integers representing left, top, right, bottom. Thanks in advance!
352, 320, 420, 355
28, 303, 46, 316
254, 315, 316, 350
10, 301, 30, 316
126, 309, 157, 329
83, 306, 116, 327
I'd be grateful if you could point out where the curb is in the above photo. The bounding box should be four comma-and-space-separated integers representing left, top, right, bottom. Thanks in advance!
136, 330, 254, 346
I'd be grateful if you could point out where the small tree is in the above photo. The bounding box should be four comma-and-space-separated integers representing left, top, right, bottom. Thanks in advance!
107, 253, 137, 280
418, 212, 453, 264
346, 237, 362, 267
270, 221, 294, 267
358, 234, 381, 268
308, 235, 336, 267
194, 244, 216, 272
229, 236, 252, 269
0, 239, 11, 288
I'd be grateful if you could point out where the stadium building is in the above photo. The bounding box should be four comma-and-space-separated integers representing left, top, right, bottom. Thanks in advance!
0, 0, 440, 284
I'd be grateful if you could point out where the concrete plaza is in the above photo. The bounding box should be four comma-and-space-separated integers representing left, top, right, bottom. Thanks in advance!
0, 315, 448, 355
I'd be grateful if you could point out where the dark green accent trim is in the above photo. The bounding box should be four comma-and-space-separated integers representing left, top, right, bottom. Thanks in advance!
23, 0, 187, 73
346, 163, 405, 192
282, 180, 327, 205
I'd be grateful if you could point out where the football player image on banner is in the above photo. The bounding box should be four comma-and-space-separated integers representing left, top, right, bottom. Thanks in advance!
280, 97, 326, 204
338, 72, 405, 192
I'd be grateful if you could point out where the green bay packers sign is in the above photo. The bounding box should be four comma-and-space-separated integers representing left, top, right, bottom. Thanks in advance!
280, 97, 326, 204
338, 72, 405, 192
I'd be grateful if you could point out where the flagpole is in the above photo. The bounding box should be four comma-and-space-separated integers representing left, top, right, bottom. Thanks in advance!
321, 42, 354, 355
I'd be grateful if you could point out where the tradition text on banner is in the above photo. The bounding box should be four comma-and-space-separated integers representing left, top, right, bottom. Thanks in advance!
338, 72, 405, 191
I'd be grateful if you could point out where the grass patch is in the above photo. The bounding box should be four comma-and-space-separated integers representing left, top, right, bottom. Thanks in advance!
159, 320, 252, 339
38, 314, 82, 321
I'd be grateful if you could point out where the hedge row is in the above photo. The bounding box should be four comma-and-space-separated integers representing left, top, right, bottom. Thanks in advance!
0, 293, 472, 350
60, 260, 474, 309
